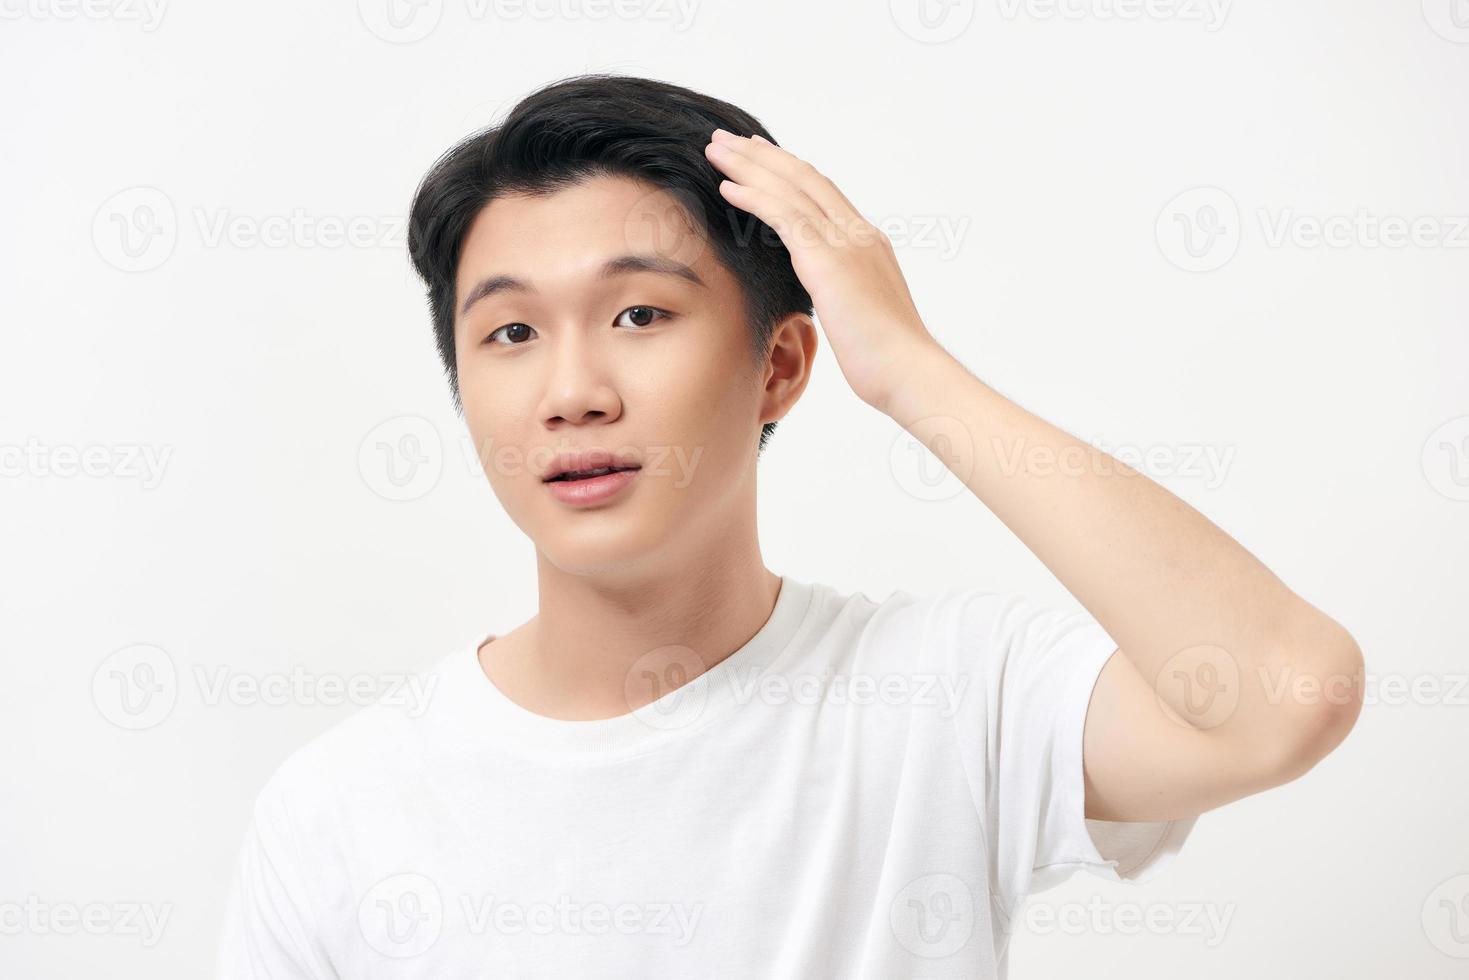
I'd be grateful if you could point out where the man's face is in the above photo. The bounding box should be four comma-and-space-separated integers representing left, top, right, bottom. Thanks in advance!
453, 173, 773, 575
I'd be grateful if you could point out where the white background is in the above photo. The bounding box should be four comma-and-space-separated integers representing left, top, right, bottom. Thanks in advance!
3, 0, 1467, 976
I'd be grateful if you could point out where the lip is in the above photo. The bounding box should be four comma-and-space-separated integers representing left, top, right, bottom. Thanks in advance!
543, 467, 640, 507
540, 450, 643, 483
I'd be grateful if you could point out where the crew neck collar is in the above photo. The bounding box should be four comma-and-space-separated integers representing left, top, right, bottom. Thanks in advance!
450, 574, 819, 762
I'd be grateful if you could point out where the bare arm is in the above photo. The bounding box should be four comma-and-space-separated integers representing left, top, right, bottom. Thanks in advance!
702, 127, 1366, 823
878, 348, 1366, 821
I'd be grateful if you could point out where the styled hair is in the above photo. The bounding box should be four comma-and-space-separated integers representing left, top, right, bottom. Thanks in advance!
406, 72, 813, 454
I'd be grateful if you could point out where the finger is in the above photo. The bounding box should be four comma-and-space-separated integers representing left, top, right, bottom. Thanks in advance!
715, 178, 828, 251
705, 139, 827, 225
738, 134, 863, 224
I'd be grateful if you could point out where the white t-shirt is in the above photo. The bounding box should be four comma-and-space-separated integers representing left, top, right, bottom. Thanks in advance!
216, 575, 1196, 979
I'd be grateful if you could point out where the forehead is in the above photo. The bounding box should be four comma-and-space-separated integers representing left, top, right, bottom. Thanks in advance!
454, 174, 726, 299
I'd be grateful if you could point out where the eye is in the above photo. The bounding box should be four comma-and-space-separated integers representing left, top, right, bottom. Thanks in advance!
483, 307, 669, 346
615, 305, 671, 329
485, 323, 536, 346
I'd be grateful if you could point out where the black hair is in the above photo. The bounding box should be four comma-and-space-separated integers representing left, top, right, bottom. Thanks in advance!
406, 72, 813, 455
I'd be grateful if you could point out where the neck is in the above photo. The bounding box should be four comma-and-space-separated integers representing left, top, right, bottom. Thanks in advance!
508, 513, 780, 721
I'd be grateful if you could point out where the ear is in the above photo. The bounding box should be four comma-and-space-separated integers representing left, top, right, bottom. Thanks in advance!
759, 313, 819, 426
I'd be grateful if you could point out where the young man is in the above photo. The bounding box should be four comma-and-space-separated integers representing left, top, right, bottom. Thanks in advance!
216, 74, 1365, 977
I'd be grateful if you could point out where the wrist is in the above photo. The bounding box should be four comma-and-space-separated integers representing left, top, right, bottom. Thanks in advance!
867, 342, 962, 421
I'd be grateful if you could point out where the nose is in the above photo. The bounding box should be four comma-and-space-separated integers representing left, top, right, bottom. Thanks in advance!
536, 329, 623, 428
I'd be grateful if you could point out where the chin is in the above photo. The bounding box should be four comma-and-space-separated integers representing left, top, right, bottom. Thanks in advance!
535, 514, 664, 573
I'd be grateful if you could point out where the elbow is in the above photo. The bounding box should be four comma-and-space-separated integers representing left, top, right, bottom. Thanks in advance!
1264, 628, 1366, 784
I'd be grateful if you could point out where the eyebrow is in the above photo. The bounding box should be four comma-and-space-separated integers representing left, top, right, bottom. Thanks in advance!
459, 254, 706, 316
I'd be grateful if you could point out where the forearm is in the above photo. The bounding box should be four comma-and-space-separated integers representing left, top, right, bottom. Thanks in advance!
879, 344, 1363, 760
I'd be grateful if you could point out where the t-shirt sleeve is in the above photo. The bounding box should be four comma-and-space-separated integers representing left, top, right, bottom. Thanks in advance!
938, 587, 1198, 934
215, 777, 337, 980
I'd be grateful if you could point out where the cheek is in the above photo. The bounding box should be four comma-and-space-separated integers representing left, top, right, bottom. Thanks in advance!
637, 343, 759, 494
459, 379, 525, 494
638, 331, 754, 439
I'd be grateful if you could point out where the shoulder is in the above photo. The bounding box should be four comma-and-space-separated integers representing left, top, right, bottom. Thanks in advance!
922, 584, 1107, 674
248, 647, 468, 834
806, 581, 1110, 717
813, 579, 1042, 653
801, 579, 1003, 678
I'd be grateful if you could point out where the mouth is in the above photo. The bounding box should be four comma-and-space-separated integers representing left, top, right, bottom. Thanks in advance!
541, 449, 644, 484
544, 464, 641, 483
542, 462, 641, 507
